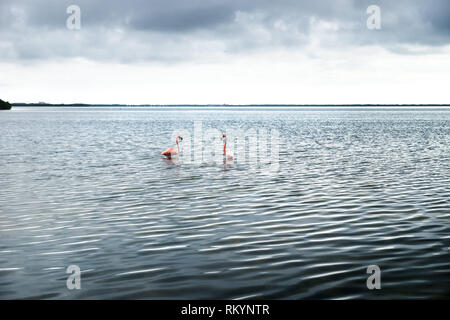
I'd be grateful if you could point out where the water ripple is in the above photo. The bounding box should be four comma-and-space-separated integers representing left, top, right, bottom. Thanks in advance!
0, 107, 449, 299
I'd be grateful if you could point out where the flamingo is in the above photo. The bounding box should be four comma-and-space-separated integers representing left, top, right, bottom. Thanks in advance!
222, 134, 234, 160
161, 136, 183, 159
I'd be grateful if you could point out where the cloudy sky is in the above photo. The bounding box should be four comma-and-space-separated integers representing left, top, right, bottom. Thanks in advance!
1, 0, 449, 104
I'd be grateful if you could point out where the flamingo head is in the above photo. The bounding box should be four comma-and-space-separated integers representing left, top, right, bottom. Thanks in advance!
176, 136, 183, 142
221, 134, 227, 140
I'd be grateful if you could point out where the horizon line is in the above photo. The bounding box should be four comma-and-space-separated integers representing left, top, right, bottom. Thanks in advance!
11, 103, 450, 107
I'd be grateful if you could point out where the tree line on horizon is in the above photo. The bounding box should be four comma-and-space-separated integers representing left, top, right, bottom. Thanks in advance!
0, 99, 12, 110
8, 103, 450, 107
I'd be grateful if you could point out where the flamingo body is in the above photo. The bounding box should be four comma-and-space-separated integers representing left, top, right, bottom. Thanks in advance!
222, 134, 234, 160
161, 136, 182, 159
161, 147, 178, 159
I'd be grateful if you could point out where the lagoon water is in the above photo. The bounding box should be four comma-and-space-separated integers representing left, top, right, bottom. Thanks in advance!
0, 106, 449, 299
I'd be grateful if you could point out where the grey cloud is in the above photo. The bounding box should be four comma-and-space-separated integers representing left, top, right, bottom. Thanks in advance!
423, 0, 450, 34
0, 0, 449, 63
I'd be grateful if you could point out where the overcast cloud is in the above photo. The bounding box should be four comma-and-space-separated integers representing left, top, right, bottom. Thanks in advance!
1, 0, 449, 63
1, 1, 449, 104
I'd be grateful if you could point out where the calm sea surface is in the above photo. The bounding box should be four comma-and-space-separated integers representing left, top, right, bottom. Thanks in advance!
0, 107, 449, 299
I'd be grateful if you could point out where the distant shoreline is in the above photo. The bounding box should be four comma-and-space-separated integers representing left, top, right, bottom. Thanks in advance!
11, 103, 450, 107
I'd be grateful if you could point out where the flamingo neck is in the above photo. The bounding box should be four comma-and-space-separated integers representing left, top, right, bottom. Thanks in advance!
223, 138, 227, 155
176, 139, 180, 154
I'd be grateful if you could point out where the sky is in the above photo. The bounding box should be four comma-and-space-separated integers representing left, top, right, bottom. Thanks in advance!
1, 0, 449, 104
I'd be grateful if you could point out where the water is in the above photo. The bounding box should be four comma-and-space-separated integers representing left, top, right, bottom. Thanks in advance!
0, 106, 449, 299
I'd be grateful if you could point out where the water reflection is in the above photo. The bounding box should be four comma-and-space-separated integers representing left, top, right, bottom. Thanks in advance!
0, 107, 449, 299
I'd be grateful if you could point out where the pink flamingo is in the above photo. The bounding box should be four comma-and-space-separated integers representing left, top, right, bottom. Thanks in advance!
161, 136, 183, 159
222, 134, 234, 160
